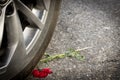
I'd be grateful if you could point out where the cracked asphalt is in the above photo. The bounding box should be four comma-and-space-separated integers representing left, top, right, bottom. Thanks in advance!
27, 0, 120, 80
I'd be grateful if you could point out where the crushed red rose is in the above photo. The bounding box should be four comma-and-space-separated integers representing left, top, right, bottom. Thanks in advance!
32, 68, 53, 78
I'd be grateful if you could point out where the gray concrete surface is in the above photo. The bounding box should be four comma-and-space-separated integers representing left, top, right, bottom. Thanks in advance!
27, 0, 120, 80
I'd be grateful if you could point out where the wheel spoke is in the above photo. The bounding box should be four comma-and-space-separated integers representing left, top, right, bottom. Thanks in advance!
36, 0, 50, 10
0, 0, 14, 48
5, 4, 26, 67
43, 0, 50, 10
6, 11, 22, 47
0, 7, 6, 48
14, 0, 44, 30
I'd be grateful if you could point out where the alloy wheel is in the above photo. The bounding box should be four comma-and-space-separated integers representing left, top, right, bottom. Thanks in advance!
0, 0, 61, 80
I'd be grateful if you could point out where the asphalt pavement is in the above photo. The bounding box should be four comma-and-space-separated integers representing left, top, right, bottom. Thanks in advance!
27, 0, 120, 80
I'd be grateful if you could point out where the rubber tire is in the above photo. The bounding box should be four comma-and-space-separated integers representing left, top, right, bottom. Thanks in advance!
11, 0, 61, 80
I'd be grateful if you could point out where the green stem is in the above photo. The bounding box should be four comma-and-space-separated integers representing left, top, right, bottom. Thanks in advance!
40, 53, 66, 63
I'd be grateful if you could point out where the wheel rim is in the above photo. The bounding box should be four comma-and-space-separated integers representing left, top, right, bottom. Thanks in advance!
0, 0, 51, 74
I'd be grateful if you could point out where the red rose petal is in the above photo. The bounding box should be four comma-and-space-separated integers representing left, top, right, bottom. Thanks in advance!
32, 69, 40, 78
39, 72, 48, 78
41, 68, 53, 74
